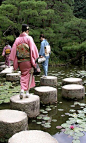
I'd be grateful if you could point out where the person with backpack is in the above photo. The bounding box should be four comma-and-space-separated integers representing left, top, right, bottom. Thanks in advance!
39, 34, 51, 77
9, 24, 39, 99
2, 42, 11, 67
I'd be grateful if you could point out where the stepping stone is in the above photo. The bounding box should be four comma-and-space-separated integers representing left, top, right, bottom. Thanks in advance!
8, 130, 59, 143
34, 86, 57, 104
0, 66, 13, 75
40, 76, 57, 87
62, 77, 83, 86
62, 84, 85, 99
10, 94, 40, 118
0, 62, 5, 66
6, 72, 20, 81
0, 109, 28, 138
0, 64, 6, 71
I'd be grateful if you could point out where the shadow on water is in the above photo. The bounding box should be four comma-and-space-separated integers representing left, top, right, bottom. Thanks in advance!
0, 64, 86, 143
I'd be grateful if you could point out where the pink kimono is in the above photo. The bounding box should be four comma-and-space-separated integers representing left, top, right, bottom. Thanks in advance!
2, 45, 11, 66
9, 33, 39, 91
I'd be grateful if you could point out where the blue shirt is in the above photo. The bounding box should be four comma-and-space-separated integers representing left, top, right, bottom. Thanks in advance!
39, 39, 49, 57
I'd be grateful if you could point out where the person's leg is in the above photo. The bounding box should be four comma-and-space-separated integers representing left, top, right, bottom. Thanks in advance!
19, 61, 35, 99
42, 56, 49, 76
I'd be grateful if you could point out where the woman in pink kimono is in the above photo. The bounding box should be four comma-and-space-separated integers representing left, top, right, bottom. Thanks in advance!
9, 24, 39, 99
2, 42, 11, 67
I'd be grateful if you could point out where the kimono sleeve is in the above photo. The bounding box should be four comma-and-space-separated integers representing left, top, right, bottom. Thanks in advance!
29, 36, 39, 68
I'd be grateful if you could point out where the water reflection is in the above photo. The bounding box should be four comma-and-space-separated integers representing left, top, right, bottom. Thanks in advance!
53, 131, 86, 143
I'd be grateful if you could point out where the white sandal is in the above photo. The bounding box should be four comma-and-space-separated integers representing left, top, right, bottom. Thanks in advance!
20, 90, 24, 99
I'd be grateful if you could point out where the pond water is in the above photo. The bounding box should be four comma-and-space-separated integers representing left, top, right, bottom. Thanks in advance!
0, 65, 86, 143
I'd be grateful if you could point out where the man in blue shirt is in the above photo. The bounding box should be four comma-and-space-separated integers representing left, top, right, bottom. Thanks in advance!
39, 34, 50, 76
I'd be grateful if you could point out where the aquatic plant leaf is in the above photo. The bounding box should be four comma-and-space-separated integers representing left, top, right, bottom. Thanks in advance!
73, 136, 79, 140
37, 116, 42, 119
83, 128, 86, 131
45, 122, 51, 125
72, 140, 80, 143
37, 122, 41, 124
79, 123, 86, 128
64, 129, 74, 136
66, 120, 75, 125
43, 111, 48, 114
61, 114, 65, 117
79, 103, 86, 106
69, 109, 76, 112
61, 129, 66, 132
43, 117, 51, 121
65, 113, 70, 116
74, 102, 80, 106
4, 99, 10, 103
61, 123, 70, 128
50, 105, 54, 108
76, 119, 83, 124
52, 119, 57, 122
74, 127, 83, 133
77, 114, 85, 119
40, 109, 45, 113
74, 132, 84, 137
32, 120, 36, 122
70, 105, 75, 107
77, 110, 84, 114
43, 124, 51, 128
58, 109, 64, 111
45, 108, 51, 111
56, 126, 62, 129
0, 100, 3, 104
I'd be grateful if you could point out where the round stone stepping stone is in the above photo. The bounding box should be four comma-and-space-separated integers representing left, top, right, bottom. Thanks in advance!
0, 62, 5, 66
34, 86, 57, 104
62, 84, 85, 99
62, 77, 83, 86
0, 64, 5, 71
6, 73, 20, 81
8, 130, 59, 143
0, 109, 28, 138
0, 66, 13, 75
40, 76, 57, 87
10, 94, 40, 118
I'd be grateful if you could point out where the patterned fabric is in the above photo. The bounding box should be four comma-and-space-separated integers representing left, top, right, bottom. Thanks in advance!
16, 43, 30, 62
5, 48, 11, 55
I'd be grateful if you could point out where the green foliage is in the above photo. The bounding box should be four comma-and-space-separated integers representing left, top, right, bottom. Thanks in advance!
3, 35, 15, 42
0, 0, 86, 64
63, 41, 86, 51
74, 0, 86, 19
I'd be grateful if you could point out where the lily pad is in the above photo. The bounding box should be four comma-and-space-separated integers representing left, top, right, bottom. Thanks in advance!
43, 116, 51, 121
56, 126, 62, 129
37, 116, 42, 120
52, 119, 57, 122
43, 124, 51, 128
61, 123, 70, 128
32, 120, 36, 122
37, 122, 41, 125
40, 109, 45, 113
42, 111, 48, 114
69, 109, 76, 112
58, 109, 64, 111
64, 129, 74, 136
72, 140, 80, 143
45, 108, 51, 111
